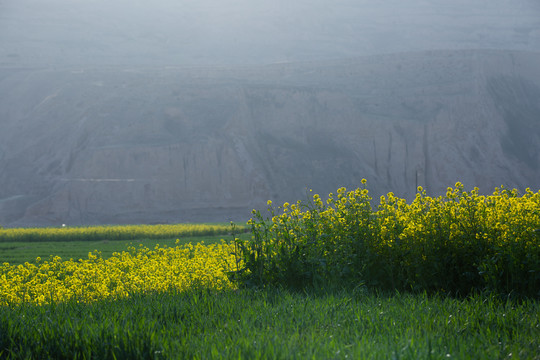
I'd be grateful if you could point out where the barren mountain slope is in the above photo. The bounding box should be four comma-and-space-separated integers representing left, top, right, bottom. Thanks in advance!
1, 49, 539, 226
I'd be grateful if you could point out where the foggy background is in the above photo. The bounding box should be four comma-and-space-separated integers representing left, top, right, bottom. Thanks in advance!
1, 0, 540, 226
2, 0, 540, 66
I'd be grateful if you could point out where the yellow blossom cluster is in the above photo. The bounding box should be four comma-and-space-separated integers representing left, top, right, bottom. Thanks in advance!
237, 180, 540, 294
379, 183, 540, 251
265, 185, 373, 253
0, 242, 237, 305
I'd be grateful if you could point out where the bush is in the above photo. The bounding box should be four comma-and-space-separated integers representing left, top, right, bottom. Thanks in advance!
230, 182, 540, 298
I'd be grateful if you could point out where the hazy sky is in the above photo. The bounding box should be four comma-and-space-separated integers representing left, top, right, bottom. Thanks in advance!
1, 0, 540, 66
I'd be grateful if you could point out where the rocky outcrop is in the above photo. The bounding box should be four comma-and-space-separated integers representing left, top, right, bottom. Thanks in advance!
1, 50, 540, 226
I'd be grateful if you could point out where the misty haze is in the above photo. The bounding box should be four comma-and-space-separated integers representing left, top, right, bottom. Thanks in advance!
1, 0, 540, 226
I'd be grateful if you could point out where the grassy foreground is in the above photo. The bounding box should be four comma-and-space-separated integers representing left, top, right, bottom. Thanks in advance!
1, 288, 538, 360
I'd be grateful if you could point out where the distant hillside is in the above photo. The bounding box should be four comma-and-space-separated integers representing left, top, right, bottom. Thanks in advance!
1, 49, 540, 226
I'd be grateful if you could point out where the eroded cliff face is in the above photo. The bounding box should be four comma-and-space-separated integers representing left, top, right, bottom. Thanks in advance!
1, 50, 539, 226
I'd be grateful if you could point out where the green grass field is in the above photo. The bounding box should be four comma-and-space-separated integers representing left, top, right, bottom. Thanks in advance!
1, 287, 538, 359
1, 232, 539, 359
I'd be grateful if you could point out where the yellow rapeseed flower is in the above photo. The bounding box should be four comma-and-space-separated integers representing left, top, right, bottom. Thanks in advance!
0, 242, 237, 306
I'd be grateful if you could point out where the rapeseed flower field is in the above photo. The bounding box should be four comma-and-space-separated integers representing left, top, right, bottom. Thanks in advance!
234, 182, 540, 296
0, 223, 234, 242
1, 182, 539, 307
0, 242, 236, 305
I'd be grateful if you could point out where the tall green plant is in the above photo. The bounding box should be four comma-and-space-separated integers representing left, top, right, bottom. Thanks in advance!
230, 182, 540, 298
230, 181, 373, 290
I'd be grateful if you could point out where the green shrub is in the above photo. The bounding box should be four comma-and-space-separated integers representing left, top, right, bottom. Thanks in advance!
230, 182, 540, 298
